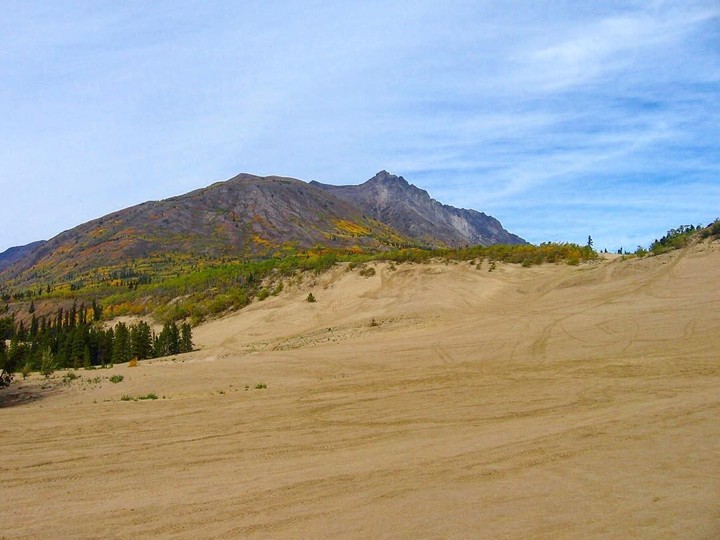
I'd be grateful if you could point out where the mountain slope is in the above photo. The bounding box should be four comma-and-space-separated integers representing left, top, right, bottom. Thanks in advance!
311, 170, 525, 247
0, 241, 46, 273
0, 174, 408, 284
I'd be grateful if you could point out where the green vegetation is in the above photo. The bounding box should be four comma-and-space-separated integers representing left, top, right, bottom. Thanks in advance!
255, 383, 267, 389
121, 392, 158, 401
649, 225, 700, 254
306, 292, 317, 303
701, 219, 720, 239
0, 310, 192, 378
634, 220, 719, 257
109, 374, 124, 384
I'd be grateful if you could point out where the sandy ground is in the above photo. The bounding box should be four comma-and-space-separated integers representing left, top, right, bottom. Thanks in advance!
2, 242, 719, 538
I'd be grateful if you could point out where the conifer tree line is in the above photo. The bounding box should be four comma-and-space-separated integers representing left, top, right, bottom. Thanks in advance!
0, 300, 192, 383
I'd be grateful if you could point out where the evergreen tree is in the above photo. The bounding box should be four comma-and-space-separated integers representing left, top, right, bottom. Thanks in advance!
70, 326, 87, 369
0, 338, 11, 387
180, 323, 193, 353
29, 314, 38, 339
130, 321, 153, 360
98, 328, 114, 366
155, 322, 180, 357
92, 299, 102, 321
112, 322, 131, 364
83, 345, 91, 369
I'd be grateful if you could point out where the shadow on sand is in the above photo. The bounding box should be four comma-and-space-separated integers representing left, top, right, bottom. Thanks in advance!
0, 380, 55, 408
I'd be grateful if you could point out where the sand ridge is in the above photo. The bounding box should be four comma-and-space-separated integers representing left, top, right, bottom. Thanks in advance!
2, 242, 719, 538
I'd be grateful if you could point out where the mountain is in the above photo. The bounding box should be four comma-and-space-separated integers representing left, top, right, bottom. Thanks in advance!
0, 241, 46, 273
311, 171, 525, 247
0, 171, 524, 286
0, 174, 408, 283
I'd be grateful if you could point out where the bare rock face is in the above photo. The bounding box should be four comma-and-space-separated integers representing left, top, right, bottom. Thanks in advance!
311, 171, 525, 247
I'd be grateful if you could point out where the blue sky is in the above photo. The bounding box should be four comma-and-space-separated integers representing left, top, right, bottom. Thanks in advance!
1, 0, 718, 253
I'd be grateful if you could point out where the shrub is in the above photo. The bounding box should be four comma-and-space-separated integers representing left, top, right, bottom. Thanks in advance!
139, 392, 158, 400
109, 374, 124, 384
257, 288, 270, 301
306, 292, 316, 303
701, 219, 720, 238
255, 383, 267, 389
20, 363, 32, 380
40, 348, 57, 379
209, 294, 233, 314
128, 358, 138, 368
62, 371, 81, 383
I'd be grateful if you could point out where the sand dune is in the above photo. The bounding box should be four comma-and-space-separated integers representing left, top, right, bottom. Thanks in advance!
2, 242, 719, 538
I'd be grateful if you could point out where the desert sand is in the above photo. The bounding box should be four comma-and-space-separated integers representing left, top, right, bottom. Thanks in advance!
2, 242, 719, 538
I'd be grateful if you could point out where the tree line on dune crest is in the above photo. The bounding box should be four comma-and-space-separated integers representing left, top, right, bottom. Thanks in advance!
0, 302, 192, 387
628, 220, 720, 257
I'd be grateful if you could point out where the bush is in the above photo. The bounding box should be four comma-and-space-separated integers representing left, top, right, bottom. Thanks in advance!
122, 392, 158, 401
109, 374, 124, 384
255, 383, 267, 389
701, 219, 720, 238
257, 288, 270, 301
650, 225, 698, 254
208, 294, 233, 314
306, 292, 316, 303
20, 363, 32, 379
40, 348, 57, 379
62, 371, 81, 383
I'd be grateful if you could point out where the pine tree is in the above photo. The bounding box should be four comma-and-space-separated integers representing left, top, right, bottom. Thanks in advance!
130, 321, 153, 360
180, 323, 193, 353
155, 322, 180, 357
112, 322, 130, 364
92, 299, 102, 321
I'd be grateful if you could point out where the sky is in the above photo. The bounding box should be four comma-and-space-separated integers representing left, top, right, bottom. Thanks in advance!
1, 0, 718, 253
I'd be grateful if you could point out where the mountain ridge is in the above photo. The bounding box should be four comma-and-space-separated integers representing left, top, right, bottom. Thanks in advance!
311, 171, 525, 247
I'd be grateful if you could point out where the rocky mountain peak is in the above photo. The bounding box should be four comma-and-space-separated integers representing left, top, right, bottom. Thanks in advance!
312, 172, 526, 248
364, 170, 409, 187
